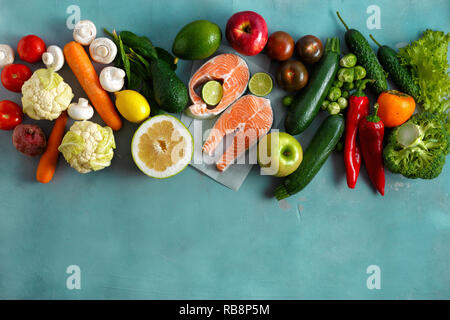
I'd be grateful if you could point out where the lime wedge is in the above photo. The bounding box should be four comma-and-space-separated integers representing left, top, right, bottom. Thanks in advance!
249, 72, 273, 97
202, 80, 223, 106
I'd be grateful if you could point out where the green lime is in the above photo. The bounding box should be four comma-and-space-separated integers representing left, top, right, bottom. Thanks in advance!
202, 80, 223, 106
172, 20, 222, 60
249, 72, 273, 97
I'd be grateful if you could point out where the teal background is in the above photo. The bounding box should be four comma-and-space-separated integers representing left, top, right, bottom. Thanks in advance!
0, 0, 449, 299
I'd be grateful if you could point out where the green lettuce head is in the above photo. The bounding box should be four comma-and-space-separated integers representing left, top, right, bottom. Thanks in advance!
58, 121, 116, 173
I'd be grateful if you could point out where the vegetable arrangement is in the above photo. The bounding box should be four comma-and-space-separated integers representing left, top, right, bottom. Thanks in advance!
284, 37, 340, 135
336, 12, 387, 95
275, 12, 448, 199
64, 41, 122, 130
275, 114, 345, 200
103, 28, 186, 115
321, 53, 368, 116
0, 9, 447, 201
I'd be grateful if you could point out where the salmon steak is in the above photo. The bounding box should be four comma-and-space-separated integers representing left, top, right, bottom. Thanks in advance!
185, 53, 250, 120
203, 95, 273, 172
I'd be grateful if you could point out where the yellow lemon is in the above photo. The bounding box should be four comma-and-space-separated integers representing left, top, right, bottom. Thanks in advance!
115, 90, 150, 123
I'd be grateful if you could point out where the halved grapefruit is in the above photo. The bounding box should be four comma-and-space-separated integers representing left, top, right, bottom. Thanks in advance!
131, 115, 193, 178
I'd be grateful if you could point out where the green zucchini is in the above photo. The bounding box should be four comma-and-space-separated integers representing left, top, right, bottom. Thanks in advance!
275, 114, 345, 200
369, 35, 420, 100
336, 12, 387, 95
285, 37, 340, 135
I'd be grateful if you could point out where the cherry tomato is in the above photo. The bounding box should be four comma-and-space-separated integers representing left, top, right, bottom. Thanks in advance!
17, 35, 46, 63
296, 35, 323, 64
276, 60, 308, 92
1, 64, 32, 92
0, 100, 23, 130
266, 31, 295, 61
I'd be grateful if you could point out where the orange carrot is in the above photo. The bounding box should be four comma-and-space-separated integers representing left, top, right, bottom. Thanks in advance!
36, 112, 68, 184
63, 41, 122, 130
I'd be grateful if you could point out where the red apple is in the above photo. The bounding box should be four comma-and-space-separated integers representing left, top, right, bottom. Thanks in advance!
226, 11, 268, 56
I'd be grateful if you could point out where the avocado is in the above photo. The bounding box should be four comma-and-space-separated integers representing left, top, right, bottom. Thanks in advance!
172, 20, 221, 60
151, 59, 189, 113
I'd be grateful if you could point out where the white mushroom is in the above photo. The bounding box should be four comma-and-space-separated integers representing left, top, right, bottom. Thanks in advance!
0, 44, 14, 68
73, 20, 97, 46
89, 38, 117, 64
99, 66, 125, 92
42, 45, 64, 71
68, 98, 94, 121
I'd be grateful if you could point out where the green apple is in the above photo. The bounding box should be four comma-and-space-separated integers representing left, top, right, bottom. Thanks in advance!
257, 132, 303, 177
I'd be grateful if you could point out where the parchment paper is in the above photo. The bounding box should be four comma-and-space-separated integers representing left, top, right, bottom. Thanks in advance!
181, 45, 287, 191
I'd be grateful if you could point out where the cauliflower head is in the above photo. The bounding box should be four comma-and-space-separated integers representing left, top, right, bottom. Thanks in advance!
58, 121, 116, 173
21, 68, 74, 120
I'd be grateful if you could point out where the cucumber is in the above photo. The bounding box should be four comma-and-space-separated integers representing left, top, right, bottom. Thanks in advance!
369, 35, 420, 100
336, 12, 387, 95
285, 37, 340, 135
274, 115, 345, 200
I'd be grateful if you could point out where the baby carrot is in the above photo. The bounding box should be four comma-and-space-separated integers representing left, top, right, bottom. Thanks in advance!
63, 41, 122, 130
36, 112, 68, 184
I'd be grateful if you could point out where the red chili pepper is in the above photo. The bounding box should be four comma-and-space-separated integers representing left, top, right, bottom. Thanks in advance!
358, 104, 385, 195
344, 79, 373, 188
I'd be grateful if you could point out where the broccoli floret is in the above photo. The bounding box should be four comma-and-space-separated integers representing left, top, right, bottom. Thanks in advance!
383, 112, 448, 179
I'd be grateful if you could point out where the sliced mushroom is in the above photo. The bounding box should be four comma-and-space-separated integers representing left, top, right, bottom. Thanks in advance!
68, 98, 94, 121
0, 44, 14, 68
42, 45, 64, 71
99, 66, 125, 92
89, 38, 117, 64
73, 20, 97, 46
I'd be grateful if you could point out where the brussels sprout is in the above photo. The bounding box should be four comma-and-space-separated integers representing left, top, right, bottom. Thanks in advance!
321, 100, 330, 110
339, 53, 357, 68
332, 79, 343, 88
282, 95, 294, 108
354, 65, 366, 80
337, 97, 348, 110
337, 67, 354, 83
327, 87, 341, 101
327, 102, 341, 115
342, 81, 355, 91
341, 90, 349, 98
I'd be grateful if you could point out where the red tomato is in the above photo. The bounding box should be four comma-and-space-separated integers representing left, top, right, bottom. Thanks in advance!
17, 35, 46, 63
0, 100, 23, 130
266, 31, 295, 61
1, 64, 32, 92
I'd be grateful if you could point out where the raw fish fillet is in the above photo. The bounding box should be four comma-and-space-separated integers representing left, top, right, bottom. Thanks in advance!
203, 95, 273, 172
186, 53, 250, 119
